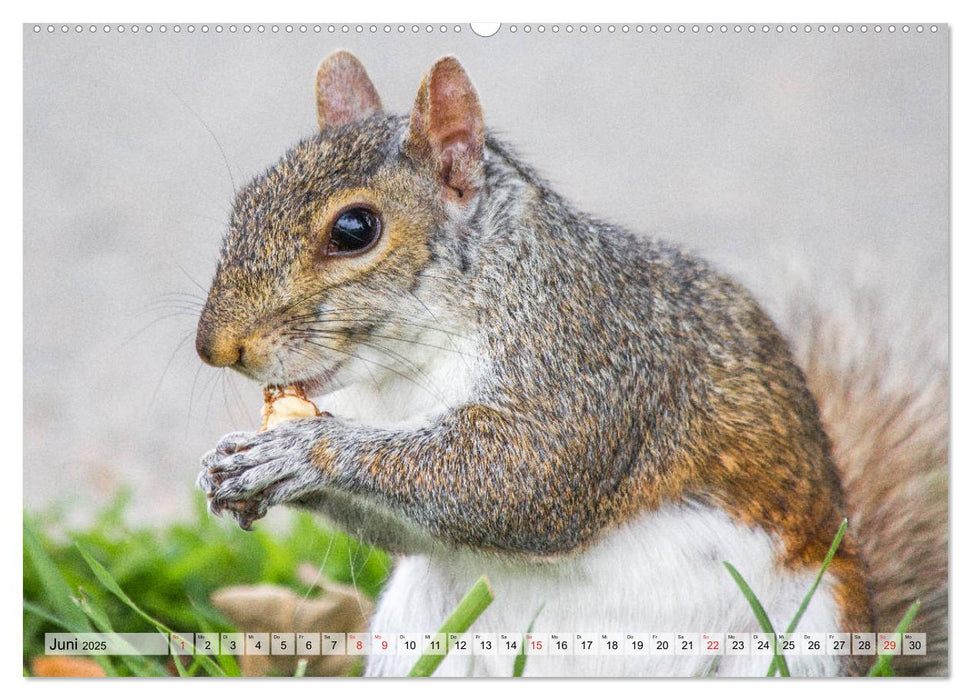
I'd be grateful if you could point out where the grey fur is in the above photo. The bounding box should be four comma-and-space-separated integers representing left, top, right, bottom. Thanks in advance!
198, 122, 825, 556
196, 59, 945, 676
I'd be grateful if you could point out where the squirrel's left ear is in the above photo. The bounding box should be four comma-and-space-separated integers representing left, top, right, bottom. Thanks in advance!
315, 51, 383, 131
406, 56, 485, 203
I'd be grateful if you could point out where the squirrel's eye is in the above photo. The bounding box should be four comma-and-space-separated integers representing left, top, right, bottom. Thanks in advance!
326, 207, 381, 255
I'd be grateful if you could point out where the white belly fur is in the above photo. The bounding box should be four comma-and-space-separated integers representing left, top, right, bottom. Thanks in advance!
364, 504, 843, 677
309, 311, 842, 677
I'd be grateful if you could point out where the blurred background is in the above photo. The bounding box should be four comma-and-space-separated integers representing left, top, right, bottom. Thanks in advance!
23, 24, 948, 526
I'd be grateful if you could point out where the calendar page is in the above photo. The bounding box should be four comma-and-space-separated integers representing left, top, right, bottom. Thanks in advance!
22, 18, 949, 680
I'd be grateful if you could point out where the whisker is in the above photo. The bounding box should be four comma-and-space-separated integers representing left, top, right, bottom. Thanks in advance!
119, 312, 198, 349
146, 300, 204, 311
350, 338, 450, 403
289, 327, 477, 359
185, 362, 206, 435
149, 329, 195, 409
283, 301, 473, 341
292, 313, 472, 341
271, 285, 341, 321
130, 307, 201, 323
406, 288, 438, 321
174, 261, 211, 297
226, 371, 254, 426
346, 538, 370, 626
357, 544, 377, 582
218, 372, 235, 424
201, 367, 223, 424
297, 531, 338, 613
154, 290, 207, 302
287, 329, 452, 403
404, 288, 471, 360
303, 338, 445, 404
165, 83, 237, 194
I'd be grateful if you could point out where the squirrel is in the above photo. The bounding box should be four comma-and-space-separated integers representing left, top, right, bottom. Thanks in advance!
195, 51, 947, 677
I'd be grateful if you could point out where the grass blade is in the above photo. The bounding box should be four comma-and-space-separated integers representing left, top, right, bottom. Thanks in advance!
867, 600, 922, 677
22, 600, 76, 632
171, 652, 188, 677
76, 543, 226, 677
23, 522, 91, 633
187, 596, 241, 677
513, 603, 546, 677
723, 561, 790, 677
75, 590, 167, 677
22, 599, 119, 676
766, 518, 848, 676
76, 544, 164, 630
787, 519, 847, 632
408, 575, 494, 677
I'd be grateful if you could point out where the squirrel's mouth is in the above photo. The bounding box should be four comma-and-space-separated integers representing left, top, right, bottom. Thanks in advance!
287, 363, 344, 400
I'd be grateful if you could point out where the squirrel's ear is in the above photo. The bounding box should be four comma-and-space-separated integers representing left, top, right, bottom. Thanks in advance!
315, 51, 383, 131
406, 56, 485, 202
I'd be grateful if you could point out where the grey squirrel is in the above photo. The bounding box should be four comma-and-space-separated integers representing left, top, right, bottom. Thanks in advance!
195, 51, 947, 676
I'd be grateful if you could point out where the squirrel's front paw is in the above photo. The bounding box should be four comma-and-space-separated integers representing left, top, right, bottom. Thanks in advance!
197, 422, 326, 530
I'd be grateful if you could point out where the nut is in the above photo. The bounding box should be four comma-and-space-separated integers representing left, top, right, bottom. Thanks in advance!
260, 386, 321, 431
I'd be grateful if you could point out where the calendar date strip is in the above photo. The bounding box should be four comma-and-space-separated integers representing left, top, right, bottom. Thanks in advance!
46, 631, 926, 656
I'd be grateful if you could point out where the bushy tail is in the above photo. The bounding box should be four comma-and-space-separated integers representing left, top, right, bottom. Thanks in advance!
787, 299, 948, 676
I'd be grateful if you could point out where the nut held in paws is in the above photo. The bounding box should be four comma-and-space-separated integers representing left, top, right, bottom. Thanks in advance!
260, 386, 321, 431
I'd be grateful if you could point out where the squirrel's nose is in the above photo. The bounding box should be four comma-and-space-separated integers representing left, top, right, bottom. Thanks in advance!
195, 329, 242, 368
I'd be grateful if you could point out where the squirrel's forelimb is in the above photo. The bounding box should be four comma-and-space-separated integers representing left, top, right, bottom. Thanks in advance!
320, 404, 612, 556
203, 403, 613, 557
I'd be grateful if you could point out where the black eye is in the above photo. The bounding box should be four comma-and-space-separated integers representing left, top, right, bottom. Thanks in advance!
327, 207, 381, 255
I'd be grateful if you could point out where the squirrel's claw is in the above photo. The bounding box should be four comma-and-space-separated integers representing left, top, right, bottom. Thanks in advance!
227, 501, 266, 531
204, 494, 266, 530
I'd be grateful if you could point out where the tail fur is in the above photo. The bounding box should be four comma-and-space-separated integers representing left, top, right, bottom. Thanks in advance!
788, 299, 948, 676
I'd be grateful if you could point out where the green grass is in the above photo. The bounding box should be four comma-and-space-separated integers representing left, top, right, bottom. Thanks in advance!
724, 560, 791, 676
407, 575, 495, 677
511, 604, 546, 677
24, 492, 499, 678
23, 491, 391, 676
866, 600, 921, 677
26, 495, 918, 678
724, 518, 920, 677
